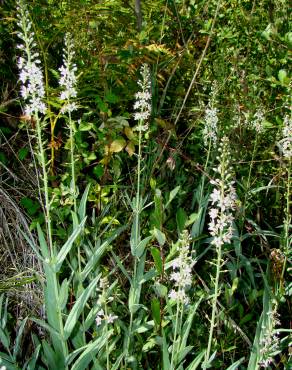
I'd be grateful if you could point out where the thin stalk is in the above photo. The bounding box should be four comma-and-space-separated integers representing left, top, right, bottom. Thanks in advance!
205, 240, 222, 365
198, 139, 212, 207
170, 303, 181, 370
68, 110, 77, 214
242, 135, 258, 227
205, 154, 227, 366
35, 113, 53, 255
104, 301, 110, 370
281, 163, 291, 283
127, 124, 142, 357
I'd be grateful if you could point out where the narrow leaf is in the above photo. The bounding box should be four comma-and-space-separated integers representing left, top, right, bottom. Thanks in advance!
55, 217, 87, 272
64, 275, 101, 340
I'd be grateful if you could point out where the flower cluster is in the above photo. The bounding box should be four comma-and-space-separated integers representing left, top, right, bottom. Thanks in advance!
250, 109, 265, 134
168, 230, 195, 305
202, 106, 219, 147
208, 137, 236, 248
258, 305, 281, 368
16, 0, 46, 116
133, 64, 151, 130
280, 114, 292, 159
95, 309, 118, 327
95, 277, 118, 327
59, 34, 78, 113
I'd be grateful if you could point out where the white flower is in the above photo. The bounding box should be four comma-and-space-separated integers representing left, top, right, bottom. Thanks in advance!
280, 114, 292, 159
250, 109, 265, 134
168, 231, 194, 305
107, 313, 118, 324
95, 315, 103, 327
133, 64, 151, 130
16, 0, 46, 116
59, 33, 78, 113
202, 106, 218, 147
208, 137, 236, 248
95, 308, 118, 326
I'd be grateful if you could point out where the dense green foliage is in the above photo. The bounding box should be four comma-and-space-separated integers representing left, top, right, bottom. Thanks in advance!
0, 0, 291, 369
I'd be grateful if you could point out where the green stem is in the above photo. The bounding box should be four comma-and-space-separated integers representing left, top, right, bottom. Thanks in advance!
35, 114, 53, 254
205, 240, 222, 366
127, 123, 143, 358
281, 162, 291, 283
170, 303, 180, 370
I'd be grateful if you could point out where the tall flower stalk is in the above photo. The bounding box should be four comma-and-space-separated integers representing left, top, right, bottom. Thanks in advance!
126, 64, 151, 361
16, 0, 52, 253
168, 230, 194, 369
205, 136, 236, 366
279, 113, 291, 285
59, 33, 78, 213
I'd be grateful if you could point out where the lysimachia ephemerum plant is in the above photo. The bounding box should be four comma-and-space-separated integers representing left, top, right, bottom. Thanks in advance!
168, 230, 195, 370
204, 136, 237, 368
126, 64, 152, 364
59, 33, 78, 213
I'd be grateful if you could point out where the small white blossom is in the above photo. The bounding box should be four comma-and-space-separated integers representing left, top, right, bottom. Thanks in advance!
202, 106, 218, 147
168, 231, 195, 305
258, 305, 281, 368
280, 114, 292, 159
16, 1, 46, 116
208, 137, 236, 248
107, 313, 118, 324
95, 309, 118, 326
59, 33, 78, 113
133, 64, 151, 131
250, 109, 265, 134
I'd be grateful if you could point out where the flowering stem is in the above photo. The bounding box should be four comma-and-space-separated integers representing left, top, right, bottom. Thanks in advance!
170, 303, 181, 370
281, 162, 291, 284
68, 108, 77, 214
205, 167, 226, 365
35, 113, 53, 254
205, 236, 222, 366
241, 135, 258, 230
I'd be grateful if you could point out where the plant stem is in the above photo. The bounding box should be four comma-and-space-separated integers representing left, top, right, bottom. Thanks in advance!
35, 113, 53, 254
170, 303, 180, 370
127, 124, 142, 358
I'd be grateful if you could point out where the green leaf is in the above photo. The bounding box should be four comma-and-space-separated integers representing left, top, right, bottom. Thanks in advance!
278, 69, 287, 84
226, 357, 245, 370
78, 184, 91, 221
151, 247, 163, 275
0, 328, 10, 351
55, 217, 87, 272
152, 227, 166, 246
13, 317, 28, 358
105, 91, 119, 103
79, 122, 93, 131
134, 235, 152, 258
18, 147, 29, 161
30, 318, 63, 342
186, 350, 205, 370
81, 225, 127, 282
70, 330, 113, 370
42, 339, 61, 370
59, 279, 69, 310
93, 164, 104, 179
165, 186, 180, 208
162, 331, 171, 369
151, 298, 161, 326
176, 207, 187, 234
64, 275, 101, 340
37, 223, 50, 260
20, 197, 40, 216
